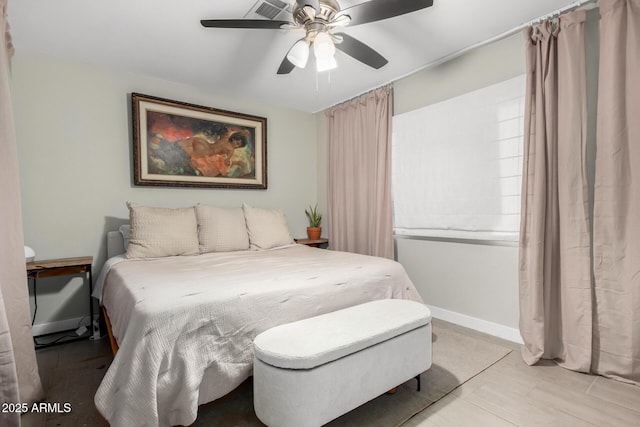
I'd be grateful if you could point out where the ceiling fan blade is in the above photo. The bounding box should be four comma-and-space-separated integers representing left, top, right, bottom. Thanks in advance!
296, 0, 320, 12
333, 32, 388, 69
277, 57, 296, 75
338, 0, 434, 27
201, 19, 290, 29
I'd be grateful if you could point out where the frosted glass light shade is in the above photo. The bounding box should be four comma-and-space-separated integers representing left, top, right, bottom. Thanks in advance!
313, 32, 335, 57
313, 32, 337, 72
287, 39, 310, 68
316, 55, 337, 72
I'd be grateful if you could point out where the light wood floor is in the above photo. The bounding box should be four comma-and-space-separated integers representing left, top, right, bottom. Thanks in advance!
23, 319, 640, 426
405, 321, 640, 427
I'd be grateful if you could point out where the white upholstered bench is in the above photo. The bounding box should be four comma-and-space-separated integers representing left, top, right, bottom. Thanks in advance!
253, 299, 432, 427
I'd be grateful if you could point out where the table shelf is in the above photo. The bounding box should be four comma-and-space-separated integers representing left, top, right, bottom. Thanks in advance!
27, 256, 94, 348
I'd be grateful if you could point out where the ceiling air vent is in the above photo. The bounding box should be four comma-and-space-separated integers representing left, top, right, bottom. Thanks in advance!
245, 0, 292, 20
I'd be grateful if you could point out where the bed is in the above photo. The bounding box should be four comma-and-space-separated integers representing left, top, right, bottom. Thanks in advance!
93, 203, 423, 427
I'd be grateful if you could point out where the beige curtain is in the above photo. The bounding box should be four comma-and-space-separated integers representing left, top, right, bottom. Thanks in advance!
0, 5, 20, 427
0, 0, 44, 415
0, 3, 20, 426
326, 86, 394, 259
592, 0, 640, 385
519, 11, 593, 372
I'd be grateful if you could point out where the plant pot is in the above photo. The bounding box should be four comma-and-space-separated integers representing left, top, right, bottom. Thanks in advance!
307, 227, 321, 240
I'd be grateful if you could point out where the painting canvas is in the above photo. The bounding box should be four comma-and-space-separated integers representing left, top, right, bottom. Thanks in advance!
132, 93, 267, 189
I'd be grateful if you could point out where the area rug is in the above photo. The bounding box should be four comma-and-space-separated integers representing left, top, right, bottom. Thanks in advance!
193, 322, 513, 426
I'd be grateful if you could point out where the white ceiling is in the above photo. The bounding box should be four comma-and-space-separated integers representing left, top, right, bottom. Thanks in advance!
9, 0, 580, 113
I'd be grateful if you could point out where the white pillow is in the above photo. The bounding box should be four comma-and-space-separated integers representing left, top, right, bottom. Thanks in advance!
196, 205, 249, 253
243, 204, 294, 250
126, 203, 199, 259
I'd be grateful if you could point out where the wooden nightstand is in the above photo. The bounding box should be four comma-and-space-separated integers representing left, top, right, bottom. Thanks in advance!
26, 256, 94, 347
295, 238, 329, 248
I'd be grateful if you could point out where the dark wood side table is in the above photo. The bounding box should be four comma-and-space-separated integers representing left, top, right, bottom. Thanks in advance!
295, 238, 329, 248
26, 256, 94, 347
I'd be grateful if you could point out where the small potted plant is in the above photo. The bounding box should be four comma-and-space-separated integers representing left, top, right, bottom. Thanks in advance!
305, 204, 323, 240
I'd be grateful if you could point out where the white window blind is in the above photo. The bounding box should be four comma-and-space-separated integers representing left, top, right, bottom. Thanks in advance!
392, 74, 525, 241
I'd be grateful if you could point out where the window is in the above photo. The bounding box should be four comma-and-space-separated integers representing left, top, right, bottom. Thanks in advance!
392, 75, 525, 241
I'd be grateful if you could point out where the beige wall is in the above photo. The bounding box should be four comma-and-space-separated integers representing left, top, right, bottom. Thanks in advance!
12, 54, 318, 332
396, 238, 520, 334
393, 34, 526, 116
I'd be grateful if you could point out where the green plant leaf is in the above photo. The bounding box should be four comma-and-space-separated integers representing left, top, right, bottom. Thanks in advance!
305, 204, 322, 227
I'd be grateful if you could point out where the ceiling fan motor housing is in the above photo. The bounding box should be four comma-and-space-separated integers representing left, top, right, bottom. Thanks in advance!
293, 0, 341, 40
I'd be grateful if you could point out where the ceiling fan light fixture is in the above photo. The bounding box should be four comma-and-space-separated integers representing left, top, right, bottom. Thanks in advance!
287, 39, 310, 68
313, 31, 335, 56
313, 31, 337, 72
316, 54, 337, 72
202, 0, 436, 76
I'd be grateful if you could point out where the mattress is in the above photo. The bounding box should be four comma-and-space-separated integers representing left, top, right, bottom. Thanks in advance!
94, 244, 422, 427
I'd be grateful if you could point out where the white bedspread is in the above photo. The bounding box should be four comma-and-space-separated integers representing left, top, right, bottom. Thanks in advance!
94, 245, 422, 427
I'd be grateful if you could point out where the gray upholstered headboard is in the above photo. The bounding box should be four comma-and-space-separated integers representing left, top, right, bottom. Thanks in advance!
107, 231, 125, 259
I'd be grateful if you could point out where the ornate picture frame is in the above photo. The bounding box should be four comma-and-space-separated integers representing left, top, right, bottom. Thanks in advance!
132, 93, 267, 189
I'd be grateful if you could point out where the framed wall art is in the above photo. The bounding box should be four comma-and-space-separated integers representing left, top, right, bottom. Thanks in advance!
131, 93, 267, 189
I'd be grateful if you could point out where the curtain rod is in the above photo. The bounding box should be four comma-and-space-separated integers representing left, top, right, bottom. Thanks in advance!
409, 0, 599, 70
316, 0, 598, 114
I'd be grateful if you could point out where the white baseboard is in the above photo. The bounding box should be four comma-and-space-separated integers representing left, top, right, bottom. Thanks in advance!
427, 305, 523, 344
31, 315, 96, 337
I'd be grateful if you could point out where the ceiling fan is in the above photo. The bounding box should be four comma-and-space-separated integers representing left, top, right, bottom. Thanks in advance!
201, 0, 434, 74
